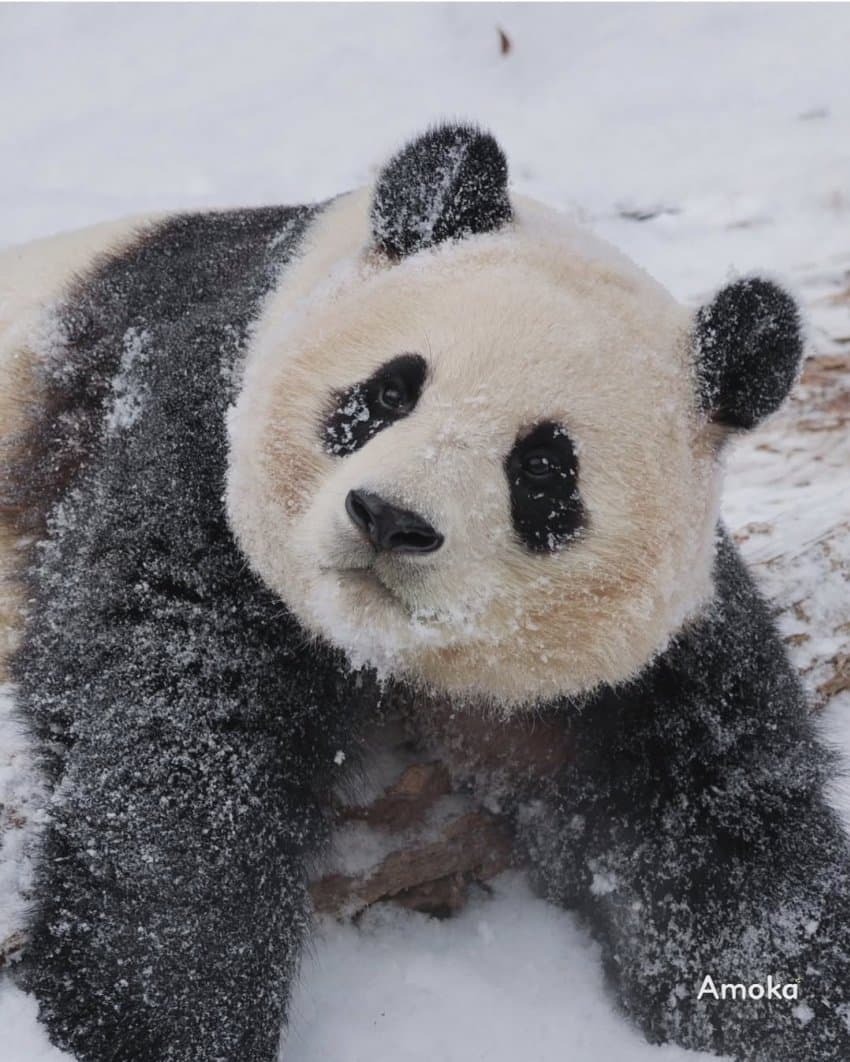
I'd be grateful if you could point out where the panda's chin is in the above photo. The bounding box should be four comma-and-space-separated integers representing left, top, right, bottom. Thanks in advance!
304, 566, 450, 679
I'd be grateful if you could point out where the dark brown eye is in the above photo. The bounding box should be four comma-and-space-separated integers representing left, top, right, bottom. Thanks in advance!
522, 451, 561, 479
378, 378, 411, 412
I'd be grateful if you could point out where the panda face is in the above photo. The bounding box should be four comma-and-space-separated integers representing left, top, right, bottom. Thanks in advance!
227, 192, 720, 709
323, 356, 584, 553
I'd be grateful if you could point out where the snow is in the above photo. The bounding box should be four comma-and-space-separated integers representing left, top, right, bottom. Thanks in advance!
105, 327, 151, 435
0, 688, 46, 955
0, 987, 68, 1061
284, 874, 719, 1062
1, 4, 849, 1061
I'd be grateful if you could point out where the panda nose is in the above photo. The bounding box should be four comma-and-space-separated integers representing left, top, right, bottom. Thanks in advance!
345, 490, 444, 554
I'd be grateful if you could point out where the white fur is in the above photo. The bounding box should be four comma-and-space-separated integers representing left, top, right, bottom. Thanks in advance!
227, 190, 721, 709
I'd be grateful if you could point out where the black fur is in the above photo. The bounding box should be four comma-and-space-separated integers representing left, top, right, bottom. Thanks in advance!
695, 277, 803, 429
521, 531, 850, 1059
371, 123, 512, 258
322, 352, 427, 456
504, 421, 584, 552
9, 207, 380, 1061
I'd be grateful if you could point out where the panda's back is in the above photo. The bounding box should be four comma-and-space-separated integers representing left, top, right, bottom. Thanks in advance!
0, 205, 317, 690
0, 216, 160, 673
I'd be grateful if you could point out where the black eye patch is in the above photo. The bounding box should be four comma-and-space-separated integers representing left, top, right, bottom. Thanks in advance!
505, 421, 584, 552
322, 353, 427, 456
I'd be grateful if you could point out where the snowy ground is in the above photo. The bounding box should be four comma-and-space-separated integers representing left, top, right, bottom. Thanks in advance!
1, 4, 850, 1061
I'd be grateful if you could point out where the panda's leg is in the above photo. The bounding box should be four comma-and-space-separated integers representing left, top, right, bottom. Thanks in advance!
532, 763, 850, 1060
522, 535, 850, 1060
23, 729, 337, 1062
17, 626, 362, 1062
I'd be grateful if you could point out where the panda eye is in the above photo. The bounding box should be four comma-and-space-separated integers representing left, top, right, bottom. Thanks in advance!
522, 451, 561, 479
378, 376, 412, 413
322, 353, 427, 457
505, 421, 584, 553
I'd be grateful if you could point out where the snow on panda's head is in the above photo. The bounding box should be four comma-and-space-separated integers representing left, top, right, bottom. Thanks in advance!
227, 125, 803, 709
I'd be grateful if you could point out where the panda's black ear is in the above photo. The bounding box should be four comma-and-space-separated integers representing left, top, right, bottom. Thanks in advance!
371, 124, 512, 259
694, 277, 803, 430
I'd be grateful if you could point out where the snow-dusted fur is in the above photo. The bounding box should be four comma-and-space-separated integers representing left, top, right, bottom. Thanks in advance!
0, 124, 847, 1062
3, 205, 376, 1061
0, 216, 157, 676
227, 186, 718, 705
524, 530, 850, 1058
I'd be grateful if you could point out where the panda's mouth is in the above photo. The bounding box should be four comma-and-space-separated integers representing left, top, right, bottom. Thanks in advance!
327, 565, 468, 637
335, 566, 403, 608
304, 562, 451, 672
314, 562, 417, 624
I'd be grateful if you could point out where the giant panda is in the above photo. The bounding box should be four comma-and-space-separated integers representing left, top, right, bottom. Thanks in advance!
0, 124, 848, 1062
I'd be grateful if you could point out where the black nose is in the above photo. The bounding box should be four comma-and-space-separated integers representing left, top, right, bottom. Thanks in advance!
345, 490, 444, 554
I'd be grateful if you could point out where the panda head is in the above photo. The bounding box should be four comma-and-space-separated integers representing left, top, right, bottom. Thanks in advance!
227, 125, 803, 710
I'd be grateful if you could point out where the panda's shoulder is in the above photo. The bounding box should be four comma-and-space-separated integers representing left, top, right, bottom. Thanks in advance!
0, 214, 161, 487
0, 214, 163, 328
0, 216, 160, 676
